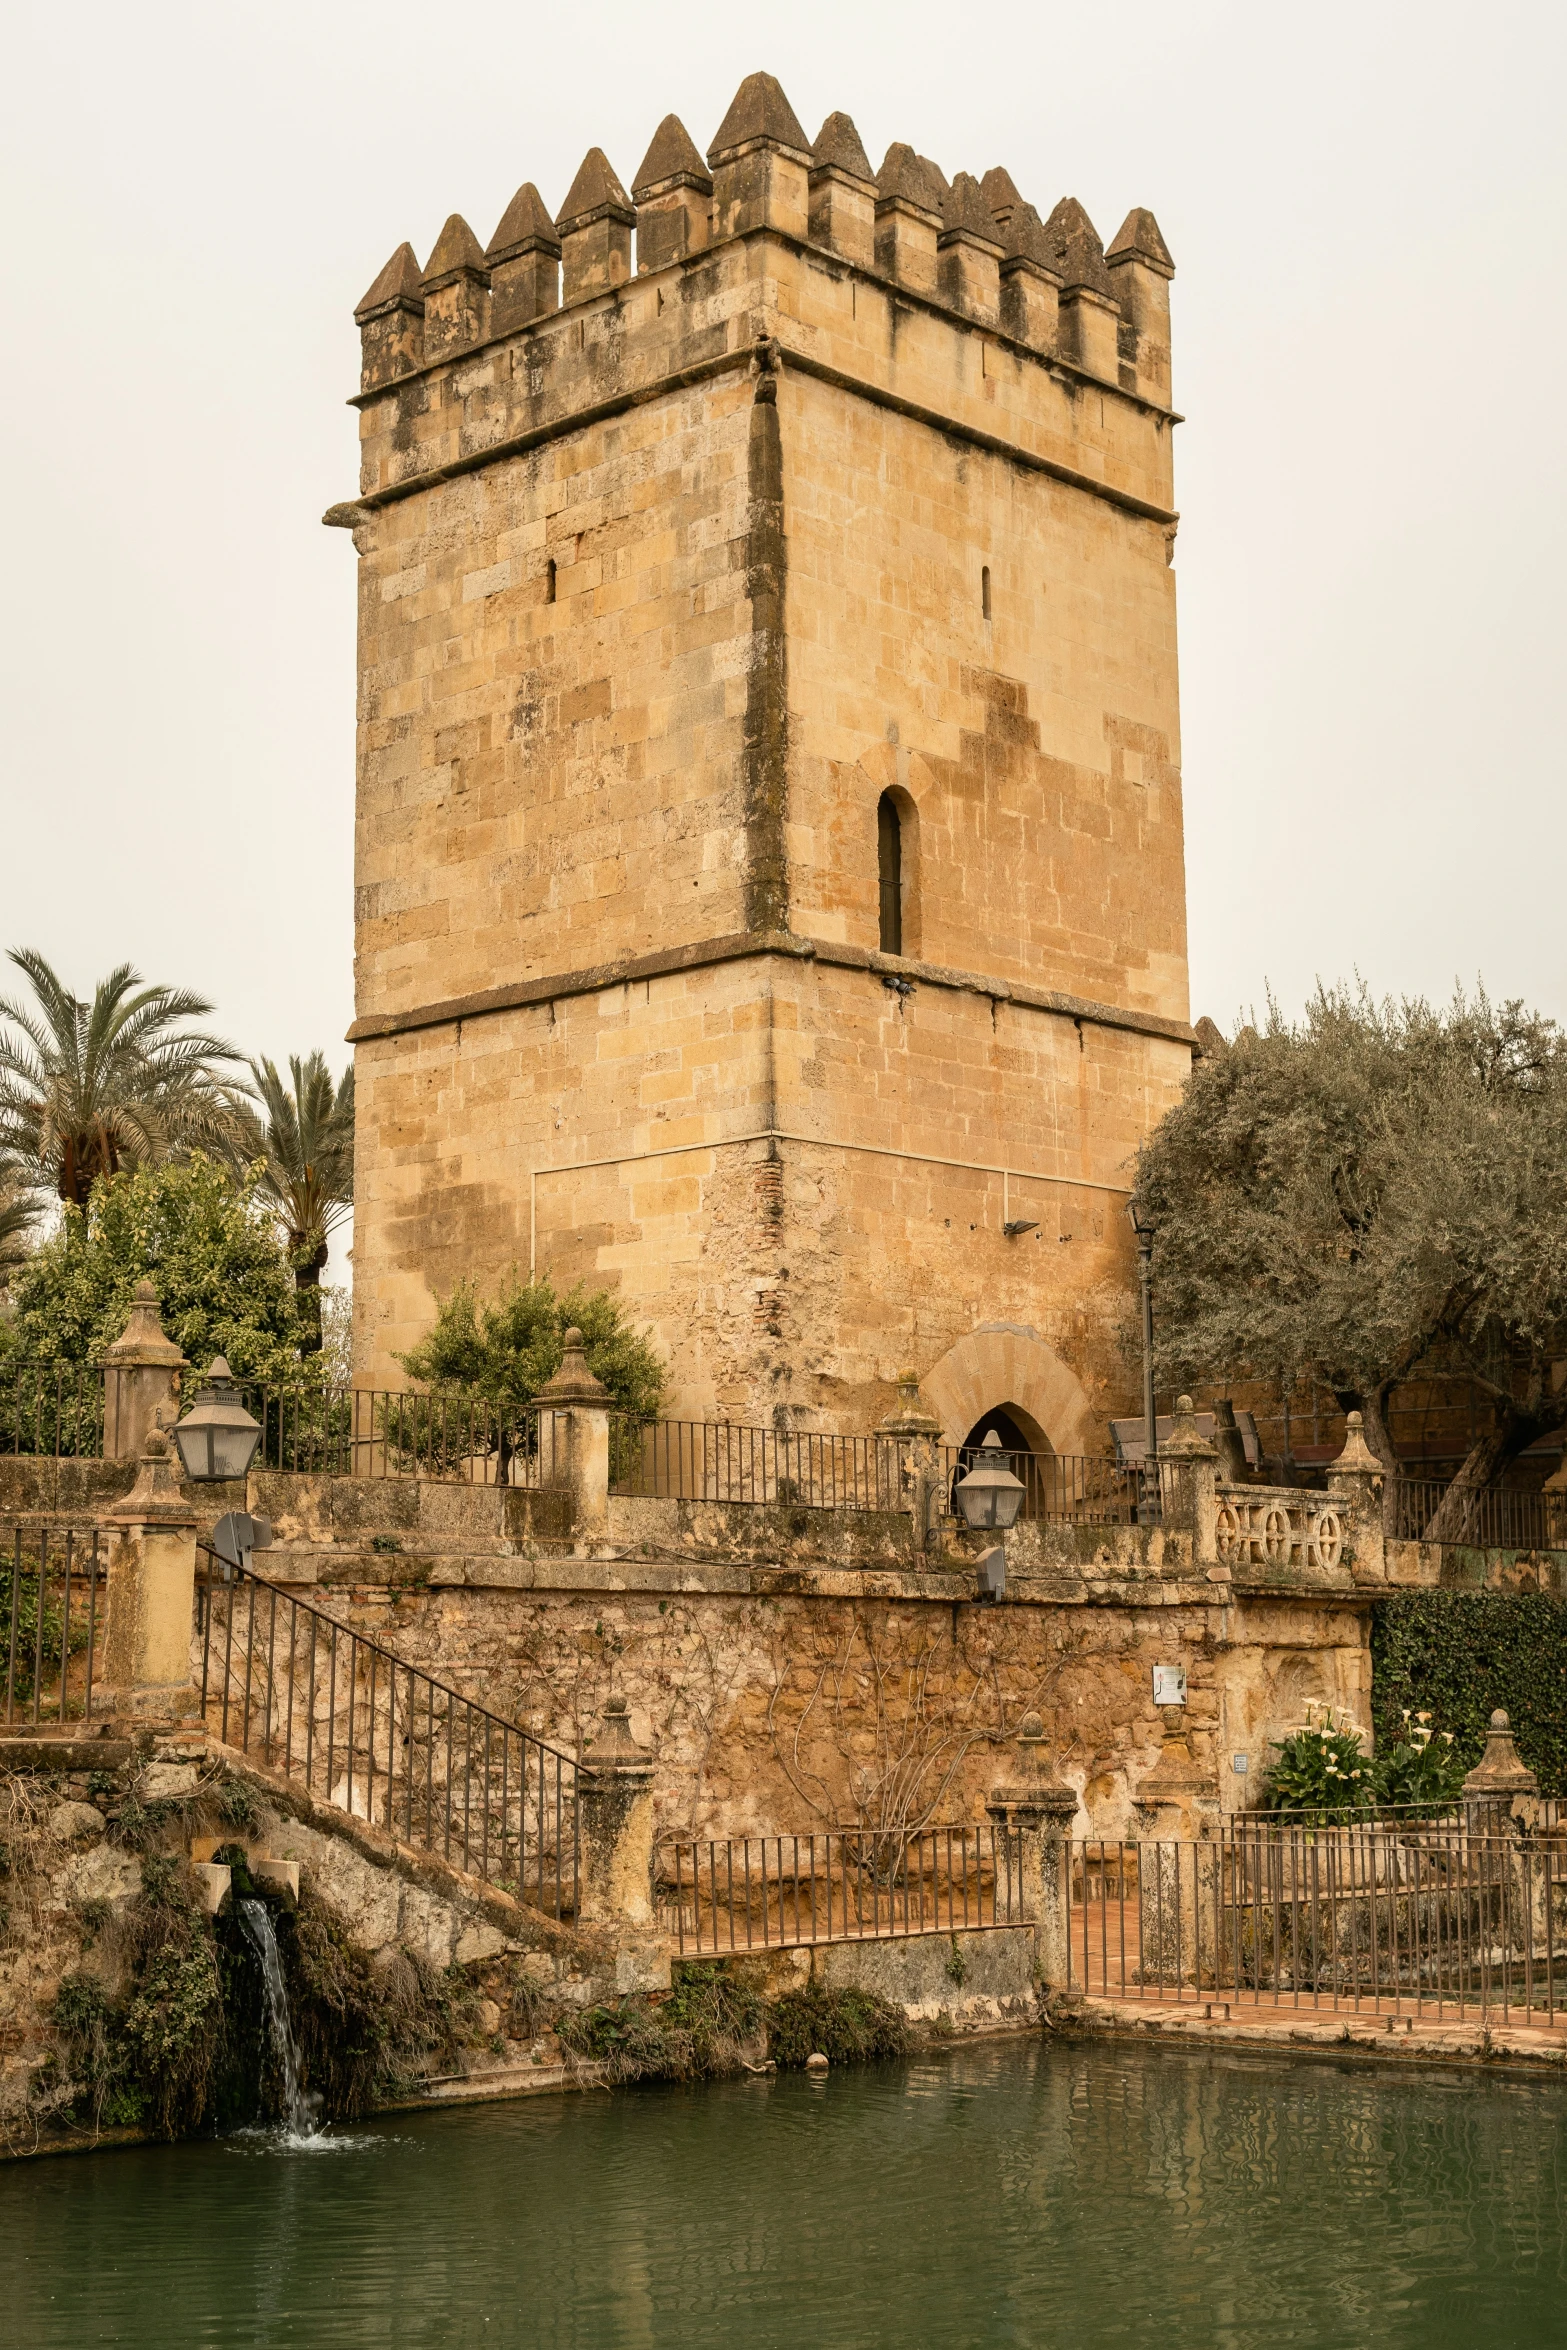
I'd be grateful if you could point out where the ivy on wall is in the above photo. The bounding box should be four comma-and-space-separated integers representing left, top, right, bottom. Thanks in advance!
1371, 1593, 1567, 1796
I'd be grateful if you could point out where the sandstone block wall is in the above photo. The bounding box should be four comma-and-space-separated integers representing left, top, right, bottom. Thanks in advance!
339, 79, 1193, 1438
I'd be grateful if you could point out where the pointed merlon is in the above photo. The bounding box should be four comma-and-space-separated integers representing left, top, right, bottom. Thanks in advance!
980, 167, 1025, 227
633, 114, 713, 199
487, 182, 561, 262
421, 215, 487, 291
1040, 196, 1112, 296
556, 148, 636, 233
1107, 207, 1175, 277
355, 241, 424, 321
1002, 201, 1061, 276
707, 71, 813, 166
812, 111, 876, 185
943, 171, 1003, 246
877, 143, 949, 220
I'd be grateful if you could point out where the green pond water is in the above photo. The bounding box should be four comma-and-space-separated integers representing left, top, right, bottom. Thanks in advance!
3, 2038, 1565, 2349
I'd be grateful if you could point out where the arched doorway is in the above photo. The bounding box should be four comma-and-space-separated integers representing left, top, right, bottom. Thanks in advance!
955, 1404, 1053, 1518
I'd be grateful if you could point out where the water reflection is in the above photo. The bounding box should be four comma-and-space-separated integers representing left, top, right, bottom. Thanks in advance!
3, 2039, 1564, 2348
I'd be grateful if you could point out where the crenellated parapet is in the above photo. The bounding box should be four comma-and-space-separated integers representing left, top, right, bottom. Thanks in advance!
349, 68, 1176, 417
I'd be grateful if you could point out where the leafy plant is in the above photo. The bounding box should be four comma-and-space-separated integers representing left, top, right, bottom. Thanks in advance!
2, 1154, 310, 1386
1372, 1590, 1567, 1793
229, 1054, 354, 1353
766, 1982, 908, 2069
1259, 1705, 1375, 1821
1133, 985, 1567, 1530
396, 1273, 664, 1480
1374, 1709, 1467, 1810
0, 950, 242, 1207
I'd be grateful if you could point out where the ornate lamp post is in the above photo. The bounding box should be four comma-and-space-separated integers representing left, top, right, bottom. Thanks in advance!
172, 1358, 262, 1484
1126, 1199, 1158, 1470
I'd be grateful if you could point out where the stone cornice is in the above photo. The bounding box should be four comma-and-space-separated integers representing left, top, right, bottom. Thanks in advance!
347, 930, 1196, 1051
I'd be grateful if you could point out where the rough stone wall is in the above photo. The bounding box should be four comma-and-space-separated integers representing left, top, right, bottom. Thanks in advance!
343, 162, 1193, 1429
269, 1573, 1369, 1847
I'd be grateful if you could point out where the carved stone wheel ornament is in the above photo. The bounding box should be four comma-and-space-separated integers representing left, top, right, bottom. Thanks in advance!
1214, 1501, 1241, 1560
1261, 1504, 1293, 1565
1309, 1508, 1343, 1569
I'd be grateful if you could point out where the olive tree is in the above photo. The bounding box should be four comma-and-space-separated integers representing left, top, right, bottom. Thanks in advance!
1131, 985, 1567, 1541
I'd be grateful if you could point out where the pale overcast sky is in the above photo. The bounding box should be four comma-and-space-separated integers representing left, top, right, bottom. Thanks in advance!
2, 0, 1562, 1075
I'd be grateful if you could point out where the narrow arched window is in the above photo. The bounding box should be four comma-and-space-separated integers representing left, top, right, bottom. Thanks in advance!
878, 792, 903, 956
981, 564, 992, 620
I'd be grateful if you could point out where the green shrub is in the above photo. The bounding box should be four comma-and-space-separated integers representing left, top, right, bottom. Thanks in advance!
1259, 1711, 1375, 1821
766, 1982, 908, 2069
1372, 1592, 1567, 1794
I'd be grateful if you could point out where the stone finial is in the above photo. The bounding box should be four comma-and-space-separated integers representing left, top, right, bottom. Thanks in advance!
420, 215, 488, 292
1462, 1710, 1540, 1799
1192, 1015, 1228, 1060
556, 150, 636, 235
877, 142, 948, 222
107, 1421, 196, 1527
1331, 1411, 1384, 1477
980, 167, 1025, 229
707, 70, 812, 166
1161, 1396, 1218, 1460
1040, 196, 1113, 297
487, 182, 561, 263
354, 242, 424, 322
583, 1693, 648, 1769
633, 115, 712, 199
103, 1281, 186, 1371
875, 1368, 942, 1439
533, 1326, 611, 1408
942, 172, 1004, 250
811, 111, 876, 186
1107, 207, 1175, 277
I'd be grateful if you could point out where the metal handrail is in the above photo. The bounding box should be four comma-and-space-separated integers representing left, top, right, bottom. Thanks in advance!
2, 1523, 107, 1726
655, 1824, 1027, 1952
196, 1551, 580, 1915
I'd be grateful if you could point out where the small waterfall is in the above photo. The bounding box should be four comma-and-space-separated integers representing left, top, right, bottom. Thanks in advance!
238, 1899, 315, 2138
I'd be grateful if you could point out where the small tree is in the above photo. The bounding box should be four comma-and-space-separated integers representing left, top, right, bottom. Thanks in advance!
231, 1053, 354, 1354
1133, 984, 1567, 1540
0, 950, 242, 1205
2, 1154, 309, 1387
397, 1274, 663, 1476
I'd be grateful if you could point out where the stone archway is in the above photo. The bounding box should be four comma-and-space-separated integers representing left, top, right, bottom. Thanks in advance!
920, 1324, 1097, 1458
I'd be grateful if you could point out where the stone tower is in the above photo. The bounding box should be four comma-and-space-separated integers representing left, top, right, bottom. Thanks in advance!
334, 73, 1194, 1450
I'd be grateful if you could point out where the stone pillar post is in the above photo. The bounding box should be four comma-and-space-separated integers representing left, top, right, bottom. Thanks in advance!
1132, 1707, 1222, 1990
577, 1697, 656, 1927
986, 1711, 1081, 2001
875, 1369, 945, 1556
1160, 1396, 1222, 1579
1329, 1411, 1387, 1584
99, 1427, 199, 1719
1463, 1709, 1540, 1836
101, 1282, 187, 1463
1463, 1711, 1544, 1978
534, 1328, 610, 1541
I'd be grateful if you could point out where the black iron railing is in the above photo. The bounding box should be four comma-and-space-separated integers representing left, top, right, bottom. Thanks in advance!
0, 1365, 105, 1460
655, 1825, 1027, 1952
234, 1387, 575, 1488
2, 1524, 108, 1726
610, 1420, 909, 1510
935, 1446, 1166, 1526
1393, 1477, 1567, 1552
197, 1554, 579, 1914
1069, 1819, 1567, 2021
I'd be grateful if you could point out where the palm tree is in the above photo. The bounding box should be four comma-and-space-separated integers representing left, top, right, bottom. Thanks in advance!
0, 951, 243, 1206
0, 1182, 39, 1287
237, 1053, 355, 1353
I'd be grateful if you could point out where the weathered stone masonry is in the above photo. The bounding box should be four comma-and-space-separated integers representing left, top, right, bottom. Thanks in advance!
335, 74, 1193, 1441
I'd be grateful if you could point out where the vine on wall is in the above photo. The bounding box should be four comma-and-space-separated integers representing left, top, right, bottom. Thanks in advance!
1371, 1593, 1567, 1795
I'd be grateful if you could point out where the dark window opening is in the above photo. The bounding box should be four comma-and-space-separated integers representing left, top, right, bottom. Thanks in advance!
877, 792, 903, 956
981, 564, 992, 620
545, 557, 557, 604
